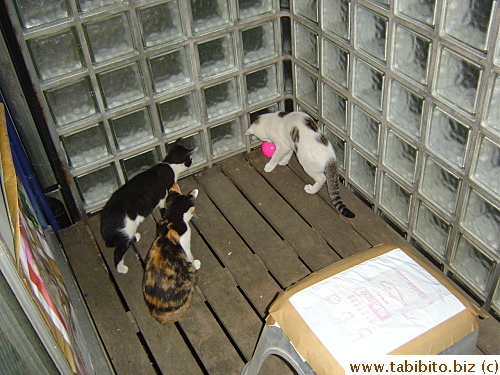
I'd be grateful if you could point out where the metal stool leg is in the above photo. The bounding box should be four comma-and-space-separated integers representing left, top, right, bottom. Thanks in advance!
241, 325, 316, 375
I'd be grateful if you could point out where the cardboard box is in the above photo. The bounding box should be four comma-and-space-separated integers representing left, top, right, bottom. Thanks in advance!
267, 244, 480, 375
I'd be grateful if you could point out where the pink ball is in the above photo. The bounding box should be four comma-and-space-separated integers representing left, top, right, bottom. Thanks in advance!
261, 141, 276, 158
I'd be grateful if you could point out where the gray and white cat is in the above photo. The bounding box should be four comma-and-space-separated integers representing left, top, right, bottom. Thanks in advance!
245, 111, 355, 218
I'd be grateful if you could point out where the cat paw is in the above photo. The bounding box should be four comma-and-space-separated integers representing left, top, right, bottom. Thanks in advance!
116, 260, 129, 274
133, 233, 141, 242
304, 184, 319, 194
193, 260, 201, 270
264, 163, 275, 172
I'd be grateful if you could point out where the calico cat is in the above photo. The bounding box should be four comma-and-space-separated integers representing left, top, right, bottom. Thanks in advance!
100, 138, 196, 274
245, 111, 355, 218
143, 183, 200, 325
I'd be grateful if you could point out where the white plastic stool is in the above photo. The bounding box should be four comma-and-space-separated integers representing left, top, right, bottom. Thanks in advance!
241, 324, 316, 375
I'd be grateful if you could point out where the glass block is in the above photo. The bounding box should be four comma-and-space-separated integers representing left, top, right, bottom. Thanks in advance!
493, 279, 500, 311
190, 0, 231, 35
387, 79, 423, 140
322, 0, 349, 40
197, 33, 236, 80
427, 107, 470, 169
322, 84, 347, 131
443, 0, 493, 52
97, 63, 145, 110
351, 105, 380, 157
435, 48, 482, 115
353, 58, 384, 112
295, 65, 318, 110
203, 78, 241, 121
393, 25, 431, 85
61, 123, 109, 169
295, 23, 318, 69
414, 201, 451, 257
462, 188, 500, 253
354, 5, 387, 62
14, 0, 70, 29
241, 21, 277, 66
180, 131, 207, 167
27, 28, 85, 81
76, 0, 123, 13
137, 1, 184, 48
109, 108, 156, 152
322, 38, 348, 89
396, 0, 436, 26
350, 148, 377, 196
471, 135, 500, 196
121, 148, 161, 181
293, 0, 318, 23
324, 127, 346, 170
369, 0, 389, 6
45, 78, 97, 127
238, 0, 273, 20
157, 92, 200, 137
84, 12, 136, 64
451, 234, 494, 294
483, 73, 500, 135
380, 173, 412, 224
420, 156, 461, 215
75, 164, 119, 208
384, 130, 418, 185
148, 47, 193, 94
245, 64, 279, 106
209, 118, 245, 158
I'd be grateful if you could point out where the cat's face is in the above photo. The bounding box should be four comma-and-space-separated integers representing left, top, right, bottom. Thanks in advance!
164, 183, 198, 224
245, 114, 272, 141
164, 138, 197, 168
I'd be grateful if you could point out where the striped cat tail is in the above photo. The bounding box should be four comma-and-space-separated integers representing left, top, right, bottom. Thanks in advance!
325, 159, 355, 218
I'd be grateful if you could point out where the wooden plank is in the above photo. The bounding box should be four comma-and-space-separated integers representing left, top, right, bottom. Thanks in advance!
477, 316, 500, 355
59, 222, 156, 375
246, 151, 371, 258
179, 177, 282, 316
221, 155, 341, 271
192, 229, 262, 359
286, 155, 412, 249
192, 229, 295, 374
87, 216, 204, 375
194, 166, 310, 287
178, 291, 245, 375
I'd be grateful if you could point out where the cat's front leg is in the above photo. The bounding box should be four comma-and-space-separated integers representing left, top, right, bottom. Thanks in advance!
264, 146, 289, 172
193, 259, 201, 270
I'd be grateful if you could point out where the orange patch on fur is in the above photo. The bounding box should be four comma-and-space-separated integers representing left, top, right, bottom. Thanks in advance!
170, 183, 181, 194
167, 229, 180, 244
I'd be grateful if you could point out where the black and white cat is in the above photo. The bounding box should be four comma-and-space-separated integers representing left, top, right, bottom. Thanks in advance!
143, 183, 200, 325
100, 138, 196, 274
245, 111, 355, 218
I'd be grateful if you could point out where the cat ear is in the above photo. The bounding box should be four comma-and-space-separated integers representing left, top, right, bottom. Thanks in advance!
170, 183, 181, 194
188, 147, 197, 156
244, 126, 254, 136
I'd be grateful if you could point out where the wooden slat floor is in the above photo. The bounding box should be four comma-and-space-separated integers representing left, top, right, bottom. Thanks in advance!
59, 150, 498, 375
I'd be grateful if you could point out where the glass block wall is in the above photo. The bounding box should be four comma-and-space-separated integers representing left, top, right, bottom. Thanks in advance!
288, 0, 499, 312
5, 0, 284, 212
3, 0, 499, 312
